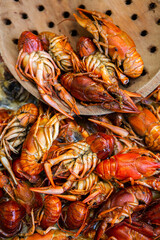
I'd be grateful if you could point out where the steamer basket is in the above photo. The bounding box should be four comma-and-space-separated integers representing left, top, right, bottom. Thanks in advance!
0, 0, 159, 115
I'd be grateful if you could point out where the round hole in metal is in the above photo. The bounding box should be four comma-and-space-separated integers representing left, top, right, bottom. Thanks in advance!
70, 29, 78, 36
63, 11, 70, 18
21, 13, 28, 19
140, 30, 148, 37
105, 10, 112, 16
149, 46, 157, 53
48, 21, 55, 28
3, 18, 12, 25
37, 5, 45, 11
131, 14, 138, 20
78, 4, 86, 9
12, 38, 18, 45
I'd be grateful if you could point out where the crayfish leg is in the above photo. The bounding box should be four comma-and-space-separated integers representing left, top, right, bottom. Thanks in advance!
95, 218, 108, 240
0, 152, 17, 185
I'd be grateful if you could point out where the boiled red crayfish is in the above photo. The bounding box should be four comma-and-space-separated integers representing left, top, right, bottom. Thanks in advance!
77, 36, 129, 85
0, 103, 38, 185
0, 170, 42, 214
60, 72, 139, 113
96, 148, 160, 185
15, 31, 79, 118
74, 8, 144, 78
19, 112, 68, 180
105, 221, 156, 240
30, 132, 115, 196
36, 195, 62, 235
95, 185, 152, 240
39, 31, 82, 72
0, 199, 26, 238
128, 104, 160, 151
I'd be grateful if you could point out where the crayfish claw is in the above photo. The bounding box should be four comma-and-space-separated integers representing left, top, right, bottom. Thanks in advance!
76, 8, 113, 22
30, 186, 64, 195
104, 86, 140, 113
73, 12, 99, 42
38, 87, 74, 120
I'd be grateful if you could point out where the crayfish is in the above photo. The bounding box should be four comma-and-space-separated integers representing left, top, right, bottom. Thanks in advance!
61, 200, 89, 237
95, 184, 152, 240
0, 199, 26, 238
105, 221, 156, 240
36, 195, 62, 235
0, 103, 38, 185
60, 72, 139, 113
15, 31, 79, 118
39, 31, 82, 72
18, 112, 68, 180
30, 141, 100, 196
128, 104, 160, 151
30, 132, 115, 197
77, 36, 129, 85
74, 8, 144, 78
96, 148, 160, 184
75, 36, 141, 114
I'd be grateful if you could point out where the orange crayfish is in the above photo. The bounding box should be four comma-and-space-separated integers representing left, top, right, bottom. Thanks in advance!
36, 195, 62, 234
30, 132, 115, 197
39, 31, 82, 72
75, 36, 141, 113
0, 103, 38, 185
18, 112, 68, 180
74, 8, 144, 78
96, 148, 160, 184
15, 31, 79, 119
128, 104, 160, 152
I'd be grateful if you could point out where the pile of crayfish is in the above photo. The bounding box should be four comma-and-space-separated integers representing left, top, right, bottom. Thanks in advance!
0, 86, 159, 240
0, 7, 160, 240
15, 8, 146, 119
